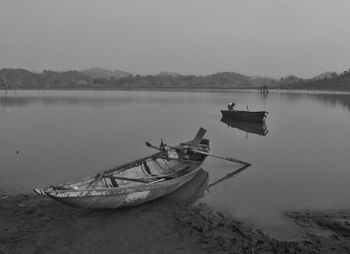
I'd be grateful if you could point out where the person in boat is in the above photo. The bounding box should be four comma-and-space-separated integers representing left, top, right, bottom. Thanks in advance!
227, 102, 235, 110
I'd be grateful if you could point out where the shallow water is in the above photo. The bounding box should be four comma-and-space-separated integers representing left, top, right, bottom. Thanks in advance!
1, 89, 350, 239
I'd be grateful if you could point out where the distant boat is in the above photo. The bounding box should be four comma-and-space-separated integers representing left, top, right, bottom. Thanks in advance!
221, 108, 268, 122
34, 128, 210, 209
221, 116, 269, 136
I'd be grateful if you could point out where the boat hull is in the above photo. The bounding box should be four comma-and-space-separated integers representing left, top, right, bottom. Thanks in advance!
220, 116, 268, 136
220, 110, 268, 122
46, 166, 202, 209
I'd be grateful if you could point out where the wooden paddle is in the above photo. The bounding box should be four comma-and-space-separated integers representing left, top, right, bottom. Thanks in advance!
185, 148, 251, 166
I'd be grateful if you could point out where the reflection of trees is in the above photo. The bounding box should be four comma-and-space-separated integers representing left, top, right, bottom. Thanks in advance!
259, 90, 268, 105
0, 91, 220, 108
312, 93, 350, 111
279, 92, 350, 112
2, 90, 350, 112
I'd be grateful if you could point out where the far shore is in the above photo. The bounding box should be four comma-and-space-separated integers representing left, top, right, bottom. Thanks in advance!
1, 87, 350, 94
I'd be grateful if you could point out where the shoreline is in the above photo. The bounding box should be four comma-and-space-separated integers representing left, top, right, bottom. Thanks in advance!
1, 193, 350, 254
1, 87, 350, 95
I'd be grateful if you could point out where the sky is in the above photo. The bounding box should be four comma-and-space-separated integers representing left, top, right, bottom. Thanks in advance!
1, 0, 350, 78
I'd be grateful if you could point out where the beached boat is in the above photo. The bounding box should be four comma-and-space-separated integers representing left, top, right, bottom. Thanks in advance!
221, 110, 268, 122
34, 128, 210, 209
220, 117, 269, 136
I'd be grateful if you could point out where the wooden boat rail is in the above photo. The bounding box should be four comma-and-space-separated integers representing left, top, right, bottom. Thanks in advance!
87, 152, 163, 189
103, 165, 191, 185
87, 146, 204, 189
50, 165, 192, 192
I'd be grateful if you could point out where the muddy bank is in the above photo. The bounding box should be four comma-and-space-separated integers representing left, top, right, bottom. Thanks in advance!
285, 209, 350, 253
0, 194, 206, 254
1, 193, 350, 254
175, 204, 350, 253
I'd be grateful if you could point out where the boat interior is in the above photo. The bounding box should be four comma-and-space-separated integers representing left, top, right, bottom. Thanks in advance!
50, 139, 210, 191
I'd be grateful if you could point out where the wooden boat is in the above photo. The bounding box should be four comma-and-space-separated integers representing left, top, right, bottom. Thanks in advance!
34, 128, 210, 209
220, 116, 268, 136
221, 109, 268, 122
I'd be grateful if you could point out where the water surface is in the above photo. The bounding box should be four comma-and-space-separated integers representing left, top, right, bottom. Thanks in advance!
1, 89, 350, 238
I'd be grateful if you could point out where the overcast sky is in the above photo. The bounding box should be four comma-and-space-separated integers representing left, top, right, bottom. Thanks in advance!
1, 0, 350, 78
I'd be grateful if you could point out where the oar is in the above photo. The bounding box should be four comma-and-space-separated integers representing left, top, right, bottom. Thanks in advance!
188, 148, 251, 166
162, 143, 251, 166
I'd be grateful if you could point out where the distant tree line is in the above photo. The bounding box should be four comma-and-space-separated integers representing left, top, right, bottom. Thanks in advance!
1, 67, 350, 90
93, 72, 266, 89
278, 70, 350, 90
0, 69, 92, 89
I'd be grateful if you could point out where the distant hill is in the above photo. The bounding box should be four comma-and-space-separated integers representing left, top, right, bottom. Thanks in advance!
81, 68, 131, 80
157, 71, 181, 77
41, 70, 91, 88
1, 67, 349, 91
0, 68, 42, 89
284, 70, 350, 90
278, 75, 303, 87
312, 72, 338, 80
204, 72, 253, 87
0, 68, 91, 89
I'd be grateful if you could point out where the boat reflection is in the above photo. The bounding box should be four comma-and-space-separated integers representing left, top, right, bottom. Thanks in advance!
221, 116, 269, 136
168, 163, 250, 203
207, 163, 250, 189
167, 168, 209, 203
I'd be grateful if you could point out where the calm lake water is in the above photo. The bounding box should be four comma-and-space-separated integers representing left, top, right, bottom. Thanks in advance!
1, 89, 350, 239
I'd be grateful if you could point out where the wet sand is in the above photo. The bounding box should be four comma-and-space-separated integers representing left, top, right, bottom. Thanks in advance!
1, 192, 350, 254
0, 194, 205, 254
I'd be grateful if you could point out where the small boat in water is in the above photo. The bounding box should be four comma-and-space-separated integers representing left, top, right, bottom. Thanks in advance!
221, 107, 268, 122
34, 128, 210, 209
220, 117, 269, 136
